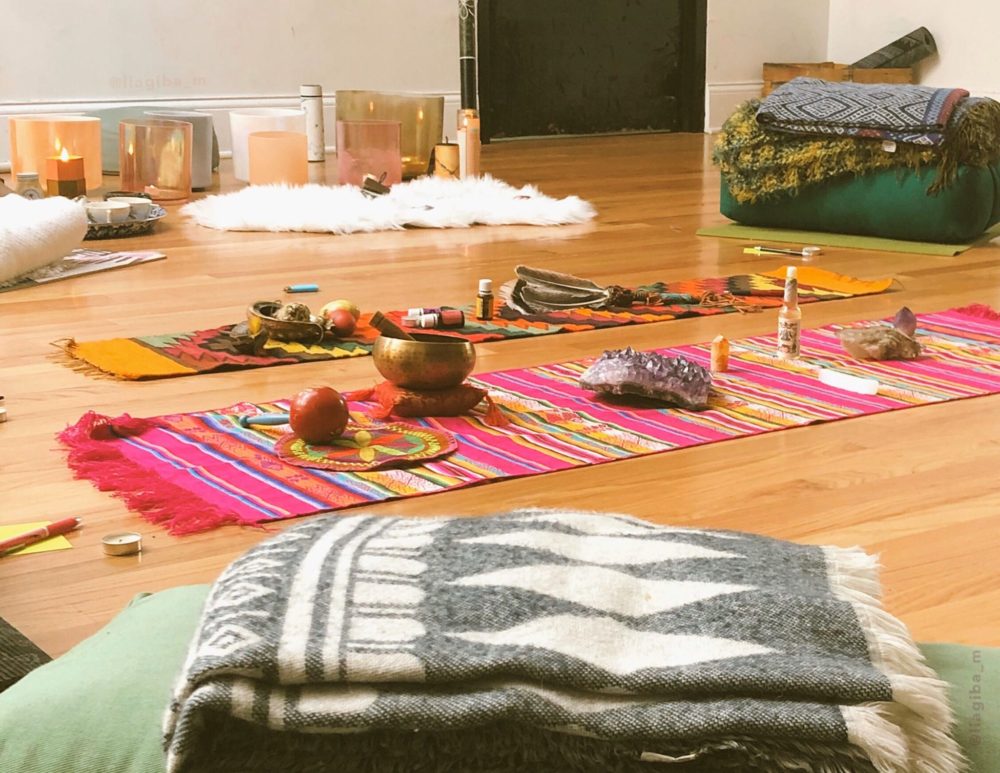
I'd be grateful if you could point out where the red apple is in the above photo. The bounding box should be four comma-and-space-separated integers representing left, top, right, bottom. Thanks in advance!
289, 386, 349, 444
329, 309, 357, 338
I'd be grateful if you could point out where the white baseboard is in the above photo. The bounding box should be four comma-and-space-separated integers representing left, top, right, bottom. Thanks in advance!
704, 81, 763, 132
0, 93, 462, 172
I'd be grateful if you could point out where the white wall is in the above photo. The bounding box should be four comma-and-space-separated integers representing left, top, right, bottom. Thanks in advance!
705, 0, 830, 130
827, 1, 1000, 100
1, 0, 461, 166
14, 0, 971, 159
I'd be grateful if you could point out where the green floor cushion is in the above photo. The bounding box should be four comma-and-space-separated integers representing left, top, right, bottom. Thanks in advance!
920, 643, 1000, 773
0, 584, 995, 772
0, 585, 209, 773
721, 162, 1000, 244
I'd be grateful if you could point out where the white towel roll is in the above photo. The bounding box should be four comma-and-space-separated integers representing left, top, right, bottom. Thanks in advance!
0, 196, 89, 284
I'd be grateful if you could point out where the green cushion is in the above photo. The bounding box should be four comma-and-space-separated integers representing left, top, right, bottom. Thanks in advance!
920, 643, 1000, 773
721, 162, 1000, 243
0, 585, 209, 773
0, 585, 993, 773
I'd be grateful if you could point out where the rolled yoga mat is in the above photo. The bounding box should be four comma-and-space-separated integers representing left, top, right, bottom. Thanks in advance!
852, 26, 937, 69
0, 196, 88, 285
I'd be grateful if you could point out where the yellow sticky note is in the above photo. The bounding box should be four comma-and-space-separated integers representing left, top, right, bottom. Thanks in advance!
0, 522, 74, 556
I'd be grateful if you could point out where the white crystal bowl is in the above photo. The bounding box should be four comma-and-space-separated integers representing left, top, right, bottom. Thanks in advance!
229, 108, 306, 183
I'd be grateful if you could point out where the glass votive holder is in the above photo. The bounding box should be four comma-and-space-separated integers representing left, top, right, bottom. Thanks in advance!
144, 110, 215, 190
119, 118, 193, 202
335, 91, 443, 178
248, 131, 309, 186
229, 108, 306, 183
9, 115, 103, 191
336, 119, 402, 187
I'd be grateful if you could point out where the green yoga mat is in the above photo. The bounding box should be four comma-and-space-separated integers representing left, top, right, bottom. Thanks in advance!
697, 221, 1000, 257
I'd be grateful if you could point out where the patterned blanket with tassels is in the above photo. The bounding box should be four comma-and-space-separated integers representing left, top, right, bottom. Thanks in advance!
757, 78, 968, 146
163, 511, 963, 773
715, 93, 1000, 204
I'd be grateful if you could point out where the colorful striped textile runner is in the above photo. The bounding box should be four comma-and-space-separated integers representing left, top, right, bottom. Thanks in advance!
59, 306, 1000, 535
57, 266, 891, 380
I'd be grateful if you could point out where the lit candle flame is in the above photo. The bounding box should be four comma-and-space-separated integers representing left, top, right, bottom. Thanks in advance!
128, 142, 134, 156
418, 109, 424, 121
60, 146, 70, 162
368, 101, 375, 113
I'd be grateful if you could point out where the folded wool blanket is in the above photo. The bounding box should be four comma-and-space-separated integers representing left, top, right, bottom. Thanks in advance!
0, 196, 88, 285
164, 511, 963, 773
756, 78, 968, 146
181, 175, 595, 233
715, 97, 1000, 204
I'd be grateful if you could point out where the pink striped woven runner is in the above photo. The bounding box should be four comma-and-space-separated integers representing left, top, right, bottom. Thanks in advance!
59, 306, 1000, 534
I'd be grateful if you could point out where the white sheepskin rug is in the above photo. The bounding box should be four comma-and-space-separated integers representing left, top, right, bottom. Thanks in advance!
181, 175, 596, 233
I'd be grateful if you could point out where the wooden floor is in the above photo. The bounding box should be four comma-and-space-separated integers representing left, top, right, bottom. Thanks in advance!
2, 133, 999, 657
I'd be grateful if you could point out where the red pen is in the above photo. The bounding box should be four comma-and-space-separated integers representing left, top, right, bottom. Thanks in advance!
0, 517, 82, 555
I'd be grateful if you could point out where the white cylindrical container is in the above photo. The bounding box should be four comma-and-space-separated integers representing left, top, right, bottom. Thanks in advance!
228, 108, 306, 182
300, 84, 326, 162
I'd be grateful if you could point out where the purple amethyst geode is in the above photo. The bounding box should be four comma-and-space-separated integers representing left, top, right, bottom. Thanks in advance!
579, 347, 712, 410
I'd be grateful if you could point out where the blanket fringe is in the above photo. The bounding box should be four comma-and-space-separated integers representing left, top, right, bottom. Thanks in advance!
58, 411, 249, 535
824, 547, 965, 772
48, 339, 121, 380
951, 303, 1000, 321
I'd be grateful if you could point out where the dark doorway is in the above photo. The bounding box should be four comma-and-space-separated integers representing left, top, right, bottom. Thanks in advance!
477, 0, 706, 141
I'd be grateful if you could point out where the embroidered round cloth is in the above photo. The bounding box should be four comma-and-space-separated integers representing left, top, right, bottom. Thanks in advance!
274, 422, 457, 471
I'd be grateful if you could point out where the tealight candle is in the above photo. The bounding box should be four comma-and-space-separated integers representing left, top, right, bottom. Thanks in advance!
45, 147, 87, 198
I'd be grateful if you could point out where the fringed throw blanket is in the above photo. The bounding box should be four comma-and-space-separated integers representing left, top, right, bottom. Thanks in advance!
715, 96, 1000, 205
756, 78, 968, 146
164, 511, 963, 773
57, 266, 892, 380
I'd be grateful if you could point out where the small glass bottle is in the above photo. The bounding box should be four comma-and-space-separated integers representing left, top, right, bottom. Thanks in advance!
15, 172, 45, 200
475, 278, 494, 320
776, 266, 801, 359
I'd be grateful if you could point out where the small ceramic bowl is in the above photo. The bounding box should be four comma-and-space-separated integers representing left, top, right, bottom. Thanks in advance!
373, 333, 476, 390
108, 196, 153, 220
85, 201, 131, 224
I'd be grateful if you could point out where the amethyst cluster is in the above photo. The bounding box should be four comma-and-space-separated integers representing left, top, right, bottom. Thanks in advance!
579, 347, 713, 410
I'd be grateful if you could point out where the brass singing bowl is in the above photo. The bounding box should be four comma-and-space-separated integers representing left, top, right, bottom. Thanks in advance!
373, 333, 476, 390
247, 300, 326, 344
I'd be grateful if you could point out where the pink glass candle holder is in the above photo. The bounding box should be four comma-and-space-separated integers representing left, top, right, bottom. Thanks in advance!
9, 115, 103, 191
248, 131, 309, 186
119, 118, 193, 202
336, 119, 402, 187
335, 91, 444, 178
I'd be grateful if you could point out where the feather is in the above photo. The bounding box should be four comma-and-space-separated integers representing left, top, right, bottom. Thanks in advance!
515, 265, 607, 293
521, 285, 609, 309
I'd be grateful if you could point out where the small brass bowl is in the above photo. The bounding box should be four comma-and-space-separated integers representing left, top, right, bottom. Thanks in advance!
247, 300, 326, 344
373, 333, 476, 390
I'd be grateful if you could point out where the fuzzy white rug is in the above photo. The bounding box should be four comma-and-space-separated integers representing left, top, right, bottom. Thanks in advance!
181, 175, 596, 233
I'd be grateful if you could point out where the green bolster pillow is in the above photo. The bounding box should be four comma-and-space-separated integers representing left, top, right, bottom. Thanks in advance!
721, 162, 1000, 244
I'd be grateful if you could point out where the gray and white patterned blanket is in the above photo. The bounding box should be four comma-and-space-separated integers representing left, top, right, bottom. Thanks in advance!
757, 77, 969, 146
164, 511, 963, 773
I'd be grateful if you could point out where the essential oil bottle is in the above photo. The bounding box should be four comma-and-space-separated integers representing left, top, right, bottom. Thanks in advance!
776, 265, 801, 359
475, 278, 494, 321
